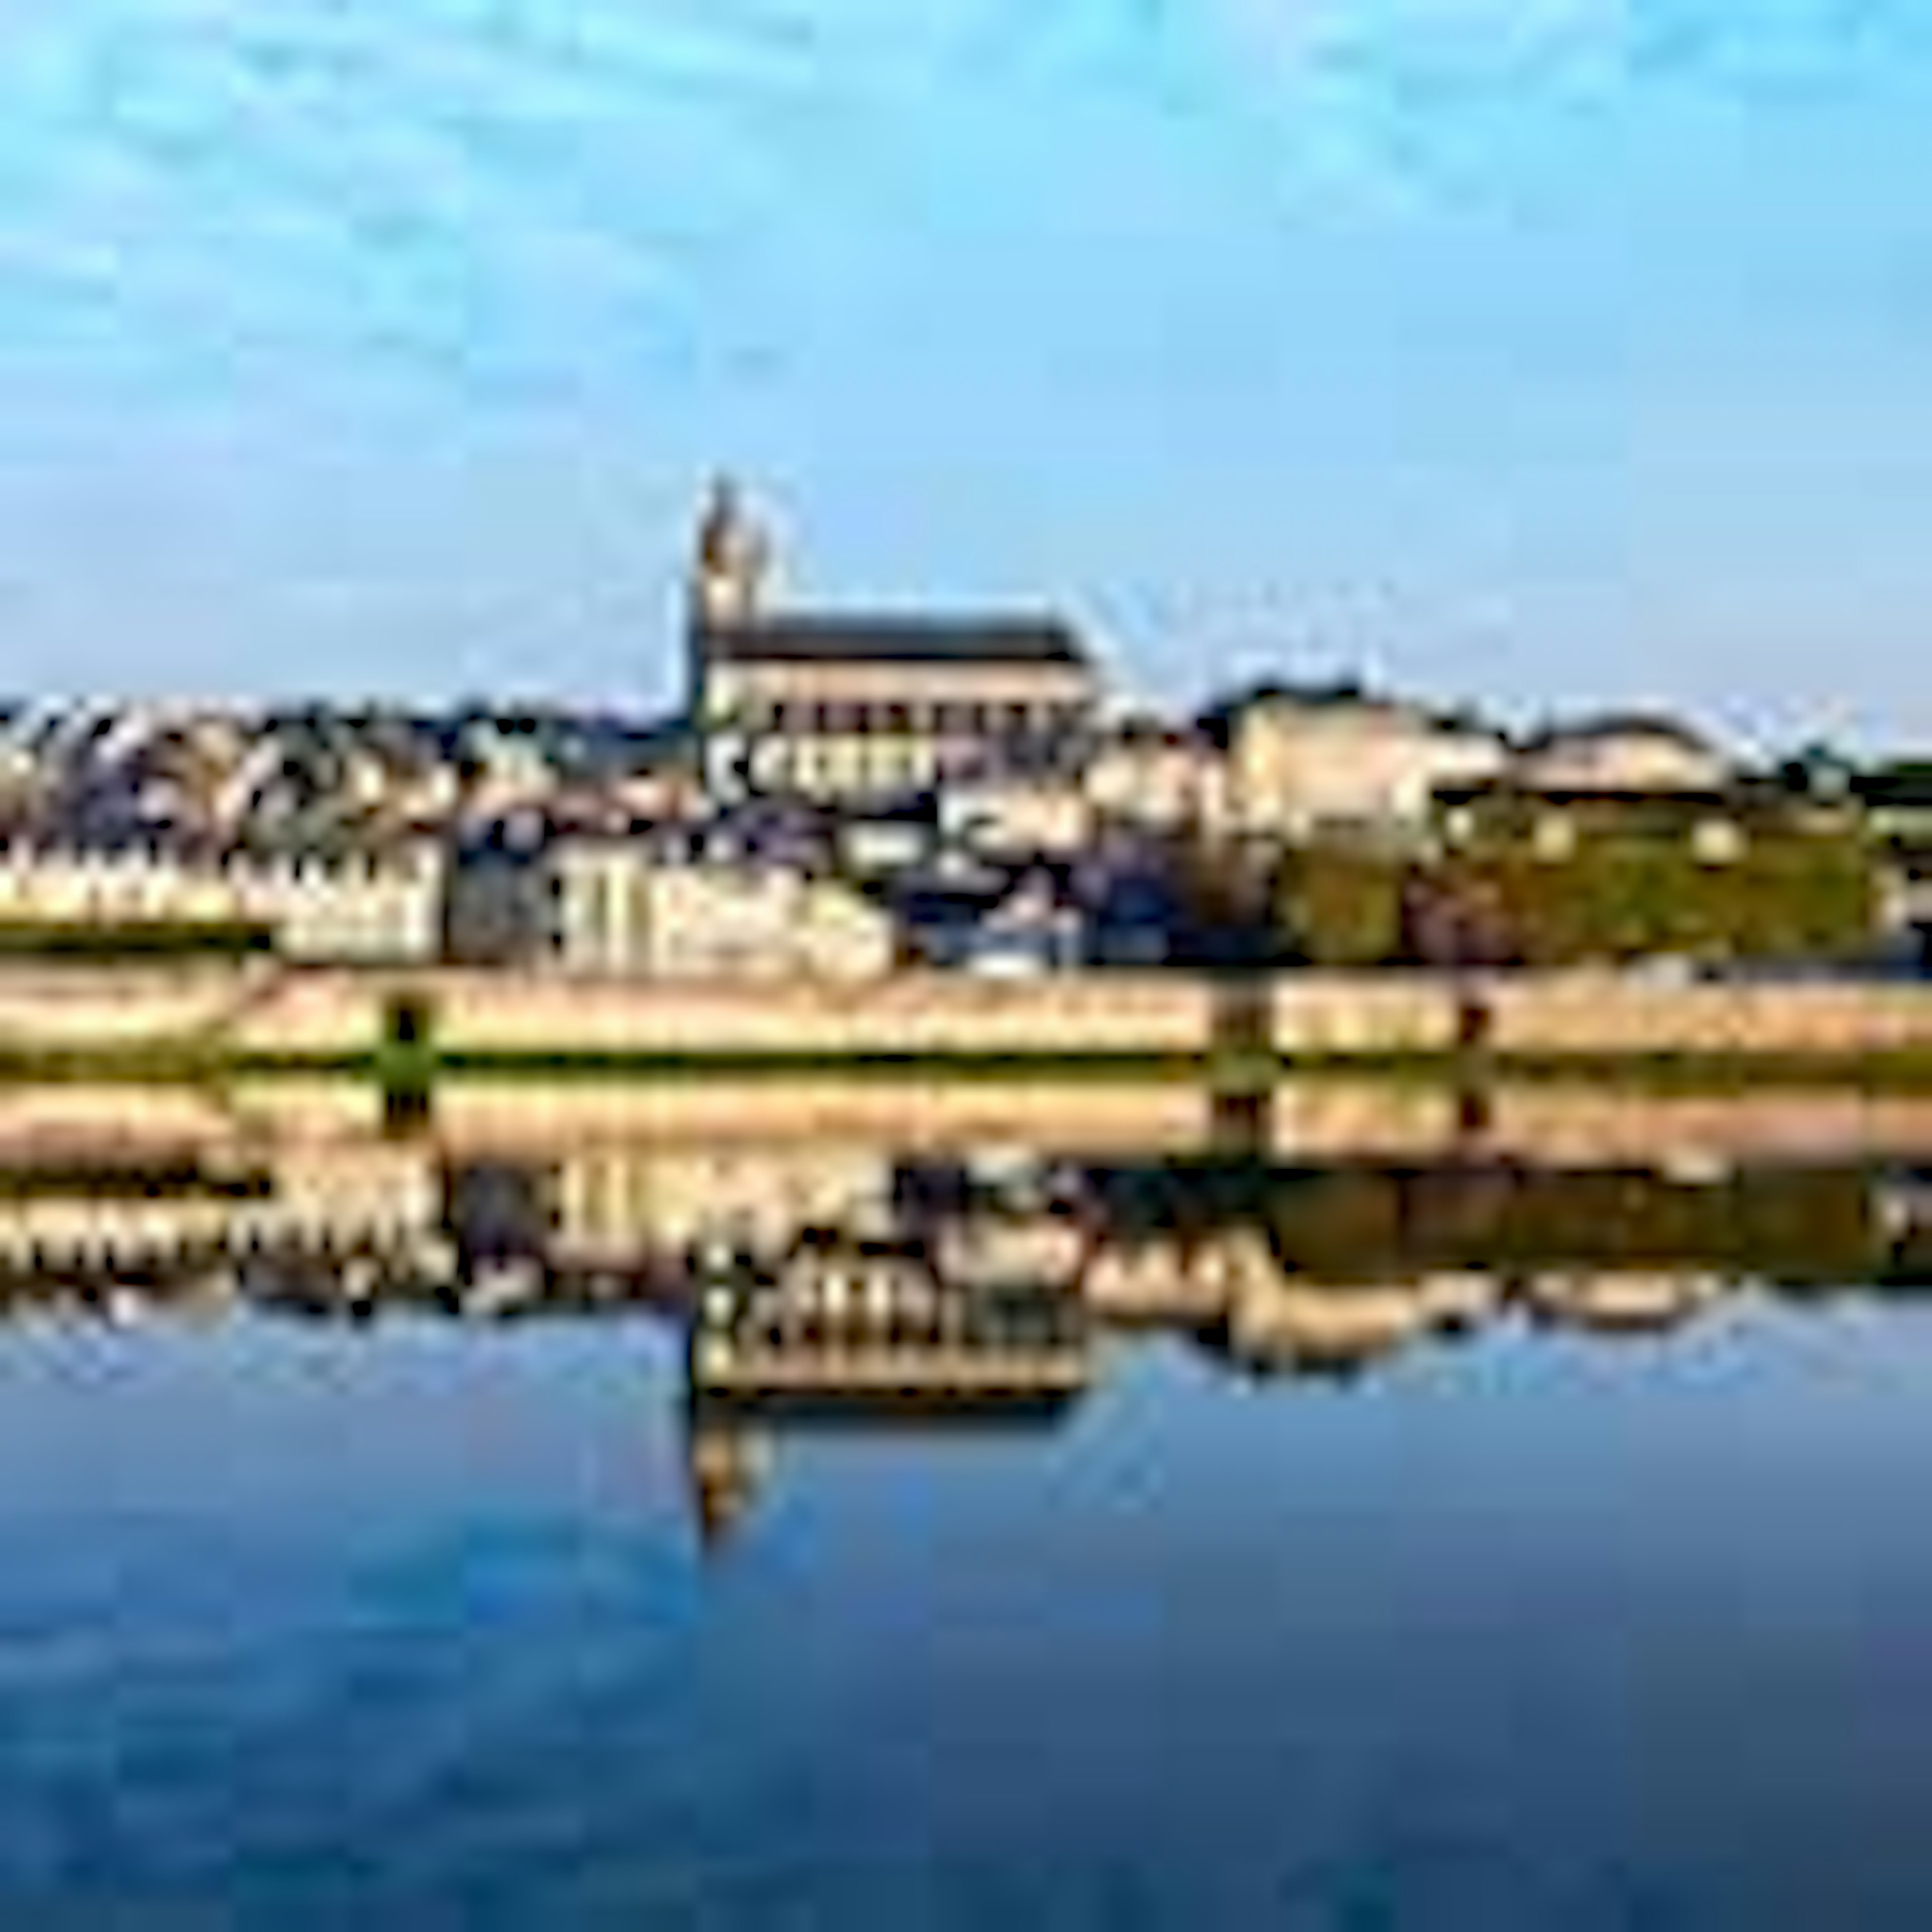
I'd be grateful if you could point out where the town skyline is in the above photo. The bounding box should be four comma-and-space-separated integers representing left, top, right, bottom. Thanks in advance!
0, 472, 1920, 773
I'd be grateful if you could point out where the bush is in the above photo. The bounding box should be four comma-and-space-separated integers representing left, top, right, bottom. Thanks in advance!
1275, 846, 1408, 967
1265, 1166, 1881, 1280
1435, 827, 1876, 965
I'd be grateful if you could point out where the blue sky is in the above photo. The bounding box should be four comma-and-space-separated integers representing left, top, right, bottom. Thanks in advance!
2, 2, 1930, 749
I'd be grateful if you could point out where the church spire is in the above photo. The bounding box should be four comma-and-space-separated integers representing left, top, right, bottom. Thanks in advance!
690, 474, 773, 630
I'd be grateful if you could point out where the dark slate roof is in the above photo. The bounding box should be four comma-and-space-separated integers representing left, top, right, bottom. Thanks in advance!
697, 613, 1089, 669
1856, 764, 1932, 810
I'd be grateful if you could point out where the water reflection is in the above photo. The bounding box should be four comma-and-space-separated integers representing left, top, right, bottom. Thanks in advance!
3, 1087, 1931, 1547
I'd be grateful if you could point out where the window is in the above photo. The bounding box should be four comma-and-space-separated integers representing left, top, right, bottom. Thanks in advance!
1533, 814, 1577, 861
1692, 819, 1747, 865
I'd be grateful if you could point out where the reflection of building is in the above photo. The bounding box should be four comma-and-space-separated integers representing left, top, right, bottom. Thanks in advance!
1225, 1269, 1501, 1374
677, 1175, 1093, 1543
682, 1362, 1071, 1550
5, 1126, 1919, 1553
1878, 1173, 1932, 1281
1088, 1221, 1506, 1375
1085, 1241, 1236, 1326
932, 1213, 1089, 1297
551, 1144, 897, 1271
1520, 1270, 1728, 1335
687, 1410, 774, 1552
687, 482, 1099, 804
691, 1236, 1089, 1411
0, 1141, 443, 1303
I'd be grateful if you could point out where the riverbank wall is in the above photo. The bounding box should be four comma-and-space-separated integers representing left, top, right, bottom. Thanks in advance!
10, 1079, 1932, 1183
0, 964, 1930, 1073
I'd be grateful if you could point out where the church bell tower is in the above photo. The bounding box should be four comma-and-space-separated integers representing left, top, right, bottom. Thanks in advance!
689, 475, 772, 634
686, 476, 774, 794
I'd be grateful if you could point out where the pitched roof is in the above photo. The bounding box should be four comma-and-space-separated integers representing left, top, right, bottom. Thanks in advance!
1198, 680, 1500, 741
1517, 713, 1718, 756
1855, 763, 1932, 809
697, 613, 1090, 669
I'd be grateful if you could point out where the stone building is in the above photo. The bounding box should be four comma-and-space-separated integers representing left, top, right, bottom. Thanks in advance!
1511, 714, 1733, 796
1206, 684, 1508, 840
551, 1144, 895, 1270
0, 839, 444, 964
690, 1236, 1090, 1410
552, 836, 894, 981
685, 480, 1100, 804
1852, 763, 1932, 950
1082, 719, 1229, 835
938, 760, 1095, 861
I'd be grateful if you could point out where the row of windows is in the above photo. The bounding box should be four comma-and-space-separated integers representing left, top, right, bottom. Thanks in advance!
742, 700, 1080, 738
748, 737, 944, 795
0, 850, 435, 886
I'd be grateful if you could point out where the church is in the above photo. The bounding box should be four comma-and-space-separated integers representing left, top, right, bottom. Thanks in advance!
684, 480, 1100, 804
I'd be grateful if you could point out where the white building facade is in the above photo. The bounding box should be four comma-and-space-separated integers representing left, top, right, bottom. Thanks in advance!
552, 840, 894, 982
0, 842, 445, 963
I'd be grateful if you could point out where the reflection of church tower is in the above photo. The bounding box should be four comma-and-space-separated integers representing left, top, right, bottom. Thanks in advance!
687, 1408, 774, 1554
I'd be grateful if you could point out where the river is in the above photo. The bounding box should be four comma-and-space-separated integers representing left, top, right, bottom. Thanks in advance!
1, 1088, 1929, 1924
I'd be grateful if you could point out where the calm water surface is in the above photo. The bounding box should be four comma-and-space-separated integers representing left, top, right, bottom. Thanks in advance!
4, 1149, 1932, 1924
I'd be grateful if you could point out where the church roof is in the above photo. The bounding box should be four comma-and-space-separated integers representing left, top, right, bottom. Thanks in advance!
698, 612, 1090, 669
